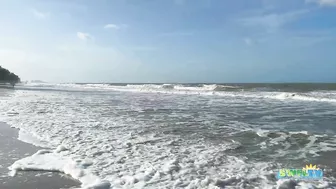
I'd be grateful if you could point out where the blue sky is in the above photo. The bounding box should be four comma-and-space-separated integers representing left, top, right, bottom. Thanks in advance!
0, 0, 336, 83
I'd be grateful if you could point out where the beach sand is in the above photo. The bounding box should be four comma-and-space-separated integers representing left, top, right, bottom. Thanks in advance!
0, 122, 81, 189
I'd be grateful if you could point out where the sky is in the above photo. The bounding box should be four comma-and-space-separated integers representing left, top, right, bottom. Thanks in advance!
0, 0, 336, 83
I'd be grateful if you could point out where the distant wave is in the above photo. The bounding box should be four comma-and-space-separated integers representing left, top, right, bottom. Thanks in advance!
18, 83, 336, 104
121, 84, 241, 92
267, 92, 336, 103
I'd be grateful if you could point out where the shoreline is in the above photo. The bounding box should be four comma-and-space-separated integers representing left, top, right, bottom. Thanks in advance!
0, 122, 81, 189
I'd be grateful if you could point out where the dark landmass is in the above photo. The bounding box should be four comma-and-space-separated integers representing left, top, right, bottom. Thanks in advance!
0, 66, 21, 85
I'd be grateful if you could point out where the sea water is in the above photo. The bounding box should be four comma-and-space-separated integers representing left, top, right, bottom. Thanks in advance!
0, 83, 336, 188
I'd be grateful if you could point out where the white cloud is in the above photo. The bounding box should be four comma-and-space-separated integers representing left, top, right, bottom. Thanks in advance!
307, 0, 336, 6
104, 24, 128, 30
104, 24, 120, 29
239, 9, 309, 32
32, 9, 49, 19
77, 32, 93, 41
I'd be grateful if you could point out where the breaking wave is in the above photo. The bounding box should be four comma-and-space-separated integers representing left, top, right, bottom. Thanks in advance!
266, 92, 336, 103
17, 82, 336, 104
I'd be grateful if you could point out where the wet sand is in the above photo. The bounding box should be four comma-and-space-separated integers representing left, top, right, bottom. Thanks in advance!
0, 122, 81, 189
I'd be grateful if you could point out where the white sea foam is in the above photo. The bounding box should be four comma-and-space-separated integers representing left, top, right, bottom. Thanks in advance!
254, 129, 336, 160
18, 129, 49, 148
256, 129, 270, 137
1, 86, 336, 188
9, 149, 111, 189
276, 179, 332, 189
174, 84, 217, 91
0, 90, 276, 188
289, 131, 309, 135
267, 92, 336, 103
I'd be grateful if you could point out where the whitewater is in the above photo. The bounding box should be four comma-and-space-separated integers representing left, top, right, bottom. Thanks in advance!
1, 83, 336, 189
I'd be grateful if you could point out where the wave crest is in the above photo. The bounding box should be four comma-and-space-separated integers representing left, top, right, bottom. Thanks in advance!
18, 83, 336, 104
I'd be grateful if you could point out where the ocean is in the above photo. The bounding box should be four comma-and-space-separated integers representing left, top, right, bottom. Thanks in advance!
1, 83, 336, 189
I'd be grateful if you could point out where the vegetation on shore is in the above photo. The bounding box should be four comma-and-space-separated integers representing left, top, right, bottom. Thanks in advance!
0, 66, 21, 85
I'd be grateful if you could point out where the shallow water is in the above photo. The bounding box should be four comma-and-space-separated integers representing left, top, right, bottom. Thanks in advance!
1, 83, 336, 188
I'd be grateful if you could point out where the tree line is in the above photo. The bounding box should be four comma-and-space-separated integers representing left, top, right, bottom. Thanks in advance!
0, 66, 21, 85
